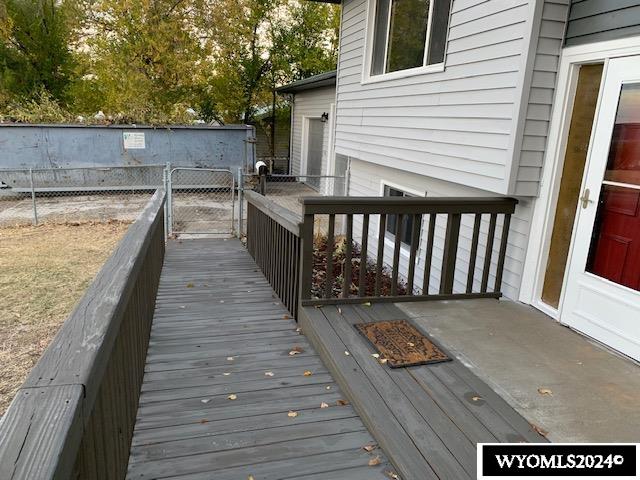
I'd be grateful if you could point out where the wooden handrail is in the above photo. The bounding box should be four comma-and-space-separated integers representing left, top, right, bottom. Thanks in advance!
0, 189, 166, 479
244, 190, 302, 236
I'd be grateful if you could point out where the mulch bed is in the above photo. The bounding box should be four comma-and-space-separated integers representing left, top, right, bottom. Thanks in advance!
311, 235, 408, 299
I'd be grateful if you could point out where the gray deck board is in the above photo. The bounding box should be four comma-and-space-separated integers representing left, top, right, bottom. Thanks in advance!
299, 302, 548, 480
126, 239, 391, 480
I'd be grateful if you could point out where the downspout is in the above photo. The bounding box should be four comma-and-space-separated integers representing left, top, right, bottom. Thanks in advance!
288, 94, 295, 175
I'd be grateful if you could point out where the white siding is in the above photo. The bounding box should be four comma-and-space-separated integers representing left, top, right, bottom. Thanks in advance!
515, 0, 569, 195
347, 159, 533, 300
290, 87, 336, 176
335, 0, 567, 197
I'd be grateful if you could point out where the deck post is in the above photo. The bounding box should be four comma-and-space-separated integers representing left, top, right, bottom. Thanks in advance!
299, 206, 315, 304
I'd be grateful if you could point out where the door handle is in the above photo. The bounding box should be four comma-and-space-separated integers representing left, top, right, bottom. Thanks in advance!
580, 188, 594, 209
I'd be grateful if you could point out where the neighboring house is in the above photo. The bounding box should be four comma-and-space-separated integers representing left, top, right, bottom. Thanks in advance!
308, 0, 640, 362
277, 71, 348, 191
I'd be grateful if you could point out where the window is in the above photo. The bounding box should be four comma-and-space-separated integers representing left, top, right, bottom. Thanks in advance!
371, 0, 452, 76
384, 186, 421, 246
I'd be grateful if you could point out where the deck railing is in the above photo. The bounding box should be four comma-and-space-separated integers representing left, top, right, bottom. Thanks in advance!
298, 197, 518, 305
246, 191, 518, 312
245, 190, 302, 317
0, 189, 166, 479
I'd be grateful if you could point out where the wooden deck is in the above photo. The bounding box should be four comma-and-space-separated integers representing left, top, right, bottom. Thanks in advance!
300, 303, 548, 480
126, 239, 394, 479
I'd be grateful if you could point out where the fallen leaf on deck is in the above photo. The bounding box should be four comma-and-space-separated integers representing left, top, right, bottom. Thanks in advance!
337, 399, 349, 406
228, 394, 237, 400
227, 356, 234, 361
201, 399, 211, 404
537, 387, 553, 396
179, 305, 186, 309
531, 423, 549, 437
295, 327, 302, 333
368, 456, 381, 466
248, 476, 255, 480
338, 307, 342, 314
223, 372, 231, 376
303, 370, 313, 376
379, 358, 388, 364
264, 371, 275, 377
186, 283, 194, 288
362, 444, 377, 452
283, 314, 290, 319
287, 410, 298, 418
407, 342, 415, 347
289, 346, 304, 356
199, 419, 208, 424
344, 351, 350, 356
385, 471, 400, 479
220, 300, 225, 303
362, 302, 372, 306
320, 402, 329, 408
371, 353, 380, 358
471, 395, 482, 402
326, 386, 331, 390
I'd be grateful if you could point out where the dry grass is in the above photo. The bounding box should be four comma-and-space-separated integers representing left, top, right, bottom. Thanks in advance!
0, 220, 130, 415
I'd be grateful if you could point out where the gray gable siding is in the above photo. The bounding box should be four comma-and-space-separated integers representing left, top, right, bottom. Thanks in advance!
514, 0, 569, 196
566, 0, 640, 46
335, 0, 567, 196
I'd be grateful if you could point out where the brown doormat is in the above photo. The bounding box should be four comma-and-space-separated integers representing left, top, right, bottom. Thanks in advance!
355, 320, 451, 368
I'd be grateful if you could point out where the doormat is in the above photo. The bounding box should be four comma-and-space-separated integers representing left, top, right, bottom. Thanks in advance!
355, 320, 451, 368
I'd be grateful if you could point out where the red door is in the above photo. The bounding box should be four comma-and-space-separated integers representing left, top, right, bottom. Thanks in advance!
587, 121, 640, 291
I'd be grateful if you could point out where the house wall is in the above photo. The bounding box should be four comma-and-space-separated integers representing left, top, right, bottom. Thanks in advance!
565, 0, 640, 46
290, 86, 336, 176
348, 158, 533, 300
335, 0, 569, 196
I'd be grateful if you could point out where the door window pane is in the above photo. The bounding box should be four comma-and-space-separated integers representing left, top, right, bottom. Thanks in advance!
587, 82, 640, 291
604, 83, 640, 186
386, 0, 430, 73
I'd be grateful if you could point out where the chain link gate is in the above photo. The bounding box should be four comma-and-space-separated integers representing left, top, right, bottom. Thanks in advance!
167, 167, 235, 236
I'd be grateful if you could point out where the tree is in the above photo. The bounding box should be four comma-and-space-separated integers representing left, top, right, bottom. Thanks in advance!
0, 0, 75, 102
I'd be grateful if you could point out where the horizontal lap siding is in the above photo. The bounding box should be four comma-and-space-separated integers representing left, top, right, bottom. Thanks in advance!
291, 87, 336, 175
347, 159, 532, 300
516, 0, 569, 196
565, 0, 640, 46
335, 0, 533, 195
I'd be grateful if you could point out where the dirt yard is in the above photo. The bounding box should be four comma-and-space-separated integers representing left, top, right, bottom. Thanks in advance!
0, 221, 130, 415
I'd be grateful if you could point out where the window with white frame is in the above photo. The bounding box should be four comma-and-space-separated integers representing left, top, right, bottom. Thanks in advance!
384, 185, 421, 247
370, 0, 452, 76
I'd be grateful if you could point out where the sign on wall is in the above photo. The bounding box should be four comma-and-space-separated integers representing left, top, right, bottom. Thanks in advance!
123, 132, 146, 149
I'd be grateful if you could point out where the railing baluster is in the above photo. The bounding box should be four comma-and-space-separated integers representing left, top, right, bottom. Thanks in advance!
406, 214, 421, 295
440, 213, 461, 294
481, 213, 498, 293
358, 214, 370, 296
325, 214, 335, 299
299, 213, 315, 301
422, 213, 436, 295
466, 213, 482, 293
375, 214, 386, 296
494, 214, 511, 293
391, 214, 402, 296
343, 214, 353, 298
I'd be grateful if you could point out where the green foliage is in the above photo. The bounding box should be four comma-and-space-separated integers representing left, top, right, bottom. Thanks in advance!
0, 0, 340, 125
0, 0, 75, 101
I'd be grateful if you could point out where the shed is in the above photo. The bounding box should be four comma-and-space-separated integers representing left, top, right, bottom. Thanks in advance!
277, 71, 337, 189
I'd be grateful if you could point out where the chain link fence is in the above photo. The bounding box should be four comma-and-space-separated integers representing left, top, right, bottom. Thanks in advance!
0, 166, 164, 227
168, 168, 235, 236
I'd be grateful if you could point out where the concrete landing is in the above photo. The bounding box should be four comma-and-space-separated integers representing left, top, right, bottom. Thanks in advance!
397, 299, 640, 443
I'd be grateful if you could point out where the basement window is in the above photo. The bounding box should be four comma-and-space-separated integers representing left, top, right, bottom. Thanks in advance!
370, 0, 452, 76
384, 185, 421, 247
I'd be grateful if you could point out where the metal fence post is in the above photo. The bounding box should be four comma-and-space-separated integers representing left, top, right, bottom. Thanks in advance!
29, 168, 38, 225
237, 167, 244, 237
166, 163, 173, 236
162, 166, 168, 240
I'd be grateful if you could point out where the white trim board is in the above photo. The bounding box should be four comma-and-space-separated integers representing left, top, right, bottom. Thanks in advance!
520, 35, 640, 318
